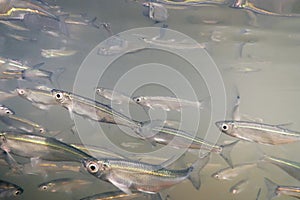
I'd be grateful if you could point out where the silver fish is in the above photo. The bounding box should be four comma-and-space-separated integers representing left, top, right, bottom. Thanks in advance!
143, 2, 168, 22
212, 163, 256, 180
0, 131, 94, 163
0, 0, 58, 20
41, 48, 77, 58
0, 180, 23, 198
80, 190, 163, 200
216, 120, 300, 145
142, 125, 237, 167
133, 96, 204, 111
229, 179, 249, 194
16, 87, 57, 110
83, 155, 209, 194
261, 155, 300, 181
0, 20, 29, 31
0, 104, 14, 115
95, 87, 136, 105
0, 114, 49, 134
264, 178, 300, 200
38, 178, 93, 193
51, 89, 142, 131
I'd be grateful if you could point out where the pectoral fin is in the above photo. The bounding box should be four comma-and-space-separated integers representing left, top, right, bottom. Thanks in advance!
110, 179, 132, 194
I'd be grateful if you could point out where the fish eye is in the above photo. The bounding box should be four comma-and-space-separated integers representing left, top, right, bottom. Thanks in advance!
0, 135, 6, 142
39, 128, 45, 134
214, 174, 219, 179
14, 190, 22, 196
17, 89, 25, 95
88, 162, 99, 173
55, 92, 63, 100
5, 110, 13, 115
135, 97, 142, 102
221, 124, 229, 131
41, 185, 48, 190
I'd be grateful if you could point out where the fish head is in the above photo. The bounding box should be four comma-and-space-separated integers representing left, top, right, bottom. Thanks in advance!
0, 105, 14, 116
211, 172, 221, 180
215, 121, 235, 135
35, 126, 47, 134
13, 188, 23, 196
95, 87, 105, 96
51, 89, 70, 105
132, 96, 146, 105
83, 159, 110, 177
0, 132, 7, 144
16, 88, 30, 97
38, 182, 55, 192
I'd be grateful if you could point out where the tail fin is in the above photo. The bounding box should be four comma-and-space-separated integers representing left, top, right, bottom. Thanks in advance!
264, 178, 278, 200
220, 140, 239, 168
188, 153, 210, 190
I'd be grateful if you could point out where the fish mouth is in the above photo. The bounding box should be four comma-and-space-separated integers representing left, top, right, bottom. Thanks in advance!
215, 121, 224, 129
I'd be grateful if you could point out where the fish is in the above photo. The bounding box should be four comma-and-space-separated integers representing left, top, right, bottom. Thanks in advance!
215, 120, 300, 145
152, 0, 228, 8
38, 178, 93, 193
0, 104, 14, 115
133, 96, 204, 111
0, 0, 58, 20
231, 0, 300, 17
140, 125, 237, 167
143, 2, 168, 23
0, 131, 94, 163
229, 179, 249, 194
0, 89, 17, 102
83, 155, 210, 194
22, 158, 81, 177
264, 177, 300, 200
80, 190, 163, 200
211, 163, 257, 180
16, 87, 57, 110
138, 36, 205, 50
0, 113, 49, 134
0, 180, 23, 198
95, 87, 136, 105
260, 155, 300, 181
51, 89, 142, 131
41, 48, 77, 58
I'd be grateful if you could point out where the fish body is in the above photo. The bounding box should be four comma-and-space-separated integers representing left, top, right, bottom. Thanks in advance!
141, 125, 236, 167
212, 163, 256, 180
153, 0, 228, 7
96, 87, 136, 105
0, 0, 58, 20
264, 178, 300, 200
83, 155, 209, 194
16, 88, 57, 110
0, 180, 23, 198
215, 120, 300, 145
0, 90, 17, 102
41, 48, 77, 58
0, 131, 94, 162
261, 155, 300, 181
0, 114, 47, 133
0, 20, 29, 31
38, 178, 93, 193
80, 190, 162, 200
51, 89, 141, 131
133, 96, 203, 111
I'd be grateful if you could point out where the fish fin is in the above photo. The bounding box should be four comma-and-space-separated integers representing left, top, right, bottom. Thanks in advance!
49, 67, 65, 88
188, 153, 210, 190
88, 17, 99, 29
148, 192, 164, 200
275, 122, 293, 128
30, 157, 41, 168
220, 140, 239, 168
256, 188, 262, 200
32, 62, 45, 69
58, 15, 69, 36
264, 178, 278, 200
2, 151, 23, 174
110, 179, 132, 194
232, 94, 241, 121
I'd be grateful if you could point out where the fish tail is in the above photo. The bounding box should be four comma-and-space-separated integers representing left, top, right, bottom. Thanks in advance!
220, 140, 239, 168
137, 120, 165, 138
58, 15, 70, 35
2, 151, 23, 175
188, 153, 210, 190
264, 178, 279, 200
89, 17, 100, 29
198, 96, 211, 110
